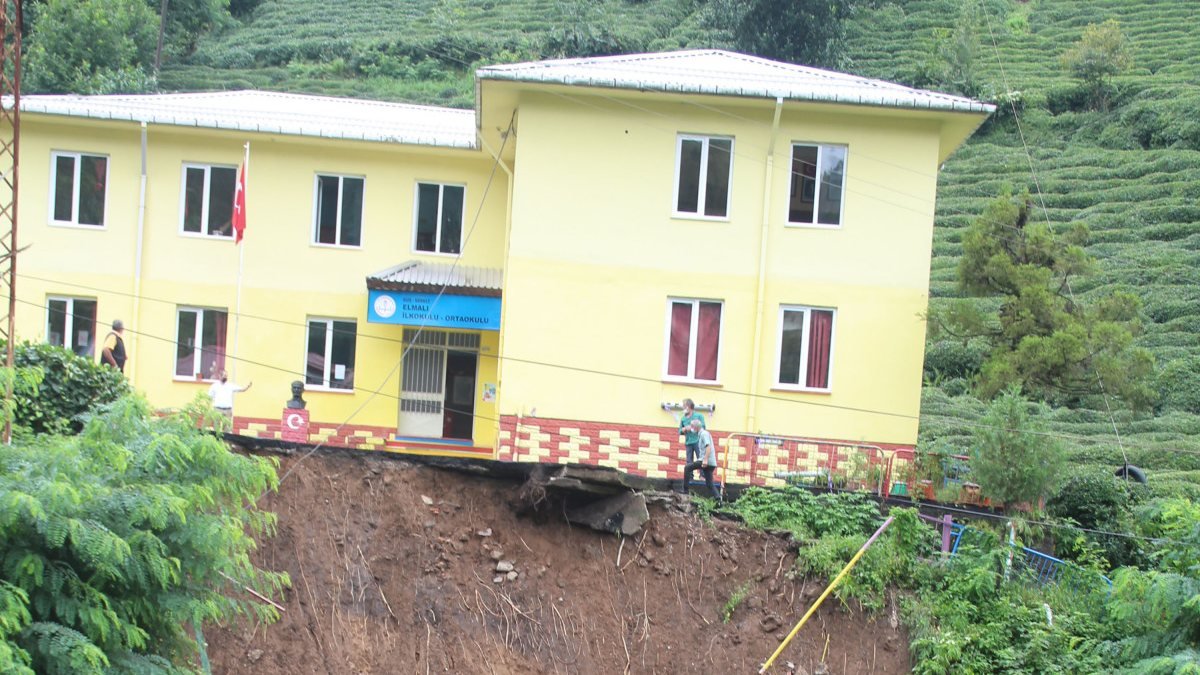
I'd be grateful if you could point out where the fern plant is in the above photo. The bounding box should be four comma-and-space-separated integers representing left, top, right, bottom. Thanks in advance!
0, 379, 288, 674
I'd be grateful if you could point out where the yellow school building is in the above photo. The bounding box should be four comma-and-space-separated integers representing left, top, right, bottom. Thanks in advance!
12, 50, 991, 485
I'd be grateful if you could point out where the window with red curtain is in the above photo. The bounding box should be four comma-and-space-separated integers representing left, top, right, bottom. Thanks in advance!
777, 306, 835, 390
806, 309, 834, 389
666, 299, 722, 381
667, 302, 692, 377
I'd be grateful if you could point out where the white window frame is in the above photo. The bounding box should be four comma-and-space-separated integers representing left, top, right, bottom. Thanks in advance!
311, 173, 366, 248
179, 162, 238, 238
661, 297, 725, 384
174, 306, 227, 381
305, 317, 356, 393
411, 181, 467, 257
774, 304, 837, 393
45, 295, 97, 356
672, 134, 734, 221
48, 150, 109, 229
786, 143, 848, 230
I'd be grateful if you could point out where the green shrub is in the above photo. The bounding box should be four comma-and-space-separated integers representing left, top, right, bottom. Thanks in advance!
728, 487, 880, 540
971, 389, 1066, 508
0, 390, 288, 673
10, 342, 130, 436
1048, 470, 1149, 568
1158, 357, 1200, 414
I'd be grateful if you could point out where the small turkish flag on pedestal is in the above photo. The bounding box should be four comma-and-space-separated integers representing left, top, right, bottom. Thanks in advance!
281, 408, 310, 443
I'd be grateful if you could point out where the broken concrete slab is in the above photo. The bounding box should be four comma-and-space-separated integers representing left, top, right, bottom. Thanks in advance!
565, 491, 650, 536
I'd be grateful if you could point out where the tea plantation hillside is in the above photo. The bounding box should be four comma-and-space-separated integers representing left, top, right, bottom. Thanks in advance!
160, 0, 716, 106
843, 0, 1200, 496
161, 0, 1200, 492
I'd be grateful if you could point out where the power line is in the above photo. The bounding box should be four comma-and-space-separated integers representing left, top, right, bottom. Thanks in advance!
29, 290, 1200, 463
979, 9, 1132, 471
25, 303, 1182, 545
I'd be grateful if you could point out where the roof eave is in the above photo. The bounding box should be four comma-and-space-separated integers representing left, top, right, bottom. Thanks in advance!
475, 71, 996, 115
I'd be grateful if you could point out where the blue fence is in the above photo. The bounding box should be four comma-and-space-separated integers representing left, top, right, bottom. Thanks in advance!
939, 520, 1112, 596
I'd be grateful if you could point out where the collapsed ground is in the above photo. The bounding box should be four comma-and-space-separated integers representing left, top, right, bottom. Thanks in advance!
206, 451, 909, 674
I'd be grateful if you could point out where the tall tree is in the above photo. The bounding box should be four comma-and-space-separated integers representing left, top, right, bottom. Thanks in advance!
706, 0, 864, 68
931, 190, 1155, 410
24, 0, 158, 93
1060, 19, 1132, 111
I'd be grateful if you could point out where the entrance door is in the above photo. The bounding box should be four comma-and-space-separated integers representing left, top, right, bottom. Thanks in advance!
443, 349, 477, 440
397, 329, 479, 440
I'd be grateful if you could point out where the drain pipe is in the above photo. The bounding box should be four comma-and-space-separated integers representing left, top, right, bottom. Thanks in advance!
481, 115, 515, 458
130, 121, 148, 382
745, 97, 784, 433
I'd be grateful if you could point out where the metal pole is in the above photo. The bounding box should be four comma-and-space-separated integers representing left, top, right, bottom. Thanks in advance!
759, 517, 895, 673
1, 0, 22, 444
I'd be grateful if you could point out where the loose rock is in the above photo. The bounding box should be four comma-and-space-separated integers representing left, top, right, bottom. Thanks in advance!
477, 528, 493, 537
247, 649, 264, 663
490, 548, 504, 561
421, 495, 434, 506
506, 571, 518, 581
495, 560, 515, 573
760, 614, 783, 633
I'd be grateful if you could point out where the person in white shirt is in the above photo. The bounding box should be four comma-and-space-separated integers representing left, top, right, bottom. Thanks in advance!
683, 418, 722, 502
208, 370, 252, 417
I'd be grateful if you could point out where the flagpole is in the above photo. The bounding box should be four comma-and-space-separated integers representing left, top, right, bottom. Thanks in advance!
233, 142, 248, 381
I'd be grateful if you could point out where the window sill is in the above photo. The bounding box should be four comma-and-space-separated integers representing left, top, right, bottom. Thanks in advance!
310, 241, 364, 250
662, 377, 723, 387
411, 249, 462, 259
49, 220, 106, 230
670, 212, 731, 223
304, 385, 356, 394
174, 376, 218, 384
785, 222, 842, 230
771, 385, 833, 395
179, 231, 234, 241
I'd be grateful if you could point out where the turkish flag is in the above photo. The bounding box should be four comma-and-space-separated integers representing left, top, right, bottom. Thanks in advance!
232, 161, 247, 243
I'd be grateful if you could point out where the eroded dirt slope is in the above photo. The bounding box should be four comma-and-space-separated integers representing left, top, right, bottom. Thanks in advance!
207, 452, 909, 674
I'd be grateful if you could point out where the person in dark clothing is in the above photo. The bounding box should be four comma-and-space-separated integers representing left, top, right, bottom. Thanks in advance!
101, 319, 127, 373
683, 418, 722, 502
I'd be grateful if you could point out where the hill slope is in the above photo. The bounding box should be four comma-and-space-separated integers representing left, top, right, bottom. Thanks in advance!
205, 452, 910, 673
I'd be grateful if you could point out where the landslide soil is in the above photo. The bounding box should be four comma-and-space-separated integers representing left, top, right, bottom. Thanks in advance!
207, 452, 910, 674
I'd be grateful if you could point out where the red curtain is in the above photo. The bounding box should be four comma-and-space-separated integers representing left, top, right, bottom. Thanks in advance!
201, 311, 229, 378
667, 303, 692, 377
695, 302, 721, 380
806, 310, 833, 389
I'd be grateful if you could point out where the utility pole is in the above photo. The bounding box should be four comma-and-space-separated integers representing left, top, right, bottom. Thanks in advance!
0, 0, 21, 443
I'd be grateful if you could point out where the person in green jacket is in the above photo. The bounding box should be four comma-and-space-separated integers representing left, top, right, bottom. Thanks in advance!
679, 398, 706, 489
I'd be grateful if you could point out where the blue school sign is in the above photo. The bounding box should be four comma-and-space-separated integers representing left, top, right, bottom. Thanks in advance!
367, 289, 501, 331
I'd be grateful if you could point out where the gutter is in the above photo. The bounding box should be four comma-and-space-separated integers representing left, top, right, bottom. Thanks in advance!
745, 97, 783, 433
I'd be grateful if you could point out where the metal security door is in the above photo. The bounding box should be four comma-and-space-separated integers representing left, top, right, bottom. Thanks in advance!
397, 330, 446, 437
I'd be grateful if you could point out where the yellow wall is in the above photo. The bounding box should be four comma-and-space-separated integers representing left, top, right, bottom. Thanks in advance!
497, 91, 944, 445
14, 83, 978, 451
16, 116, 506, 448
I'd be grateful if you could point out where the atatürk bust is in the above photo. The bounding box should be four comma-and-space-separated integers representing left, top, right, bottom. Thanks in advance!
286, 380, 307, 409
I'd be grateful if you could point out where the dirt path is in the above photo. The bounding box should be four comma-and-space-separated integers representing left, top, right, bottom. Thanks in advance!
206, 453, 909, 674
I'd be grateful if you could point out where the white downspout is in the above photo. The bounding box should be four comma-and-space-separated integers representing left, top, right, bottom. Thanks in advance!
131, 122, 148, 383
745, 97, 784, 433
481, 116, 516, 458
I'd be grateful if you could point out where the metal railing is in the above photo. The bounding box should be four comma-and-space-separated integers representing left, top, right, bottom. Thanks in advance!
722, 432, 892, 493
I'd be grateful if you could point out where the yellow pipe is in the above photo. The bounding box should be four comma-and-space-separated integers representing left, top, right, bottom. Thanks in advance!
759, 516, 895, 674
